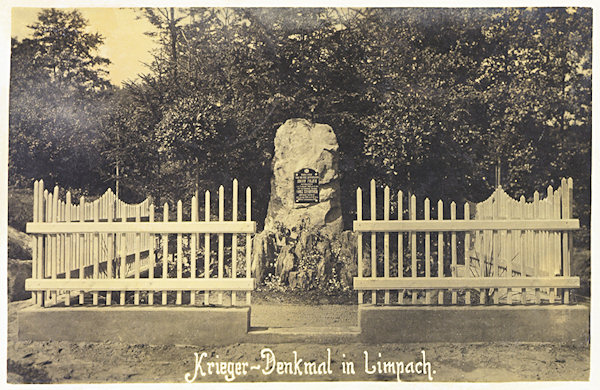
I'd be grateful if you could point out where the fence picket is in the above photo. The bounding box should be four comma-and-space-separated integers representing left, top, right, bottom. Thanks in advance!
204, 191, 211, 306
464, 202, 471, 305
134, 206, 142, 305
451, 202, 457, 305
79, 196, 86, 305
218, 186, 224, 306
120, 202, 127, 305
36, 182, 44, 305
176, 200, 183, 305
246, 187, 252, 305
384, 186, 390, 305
51, 187, 58, 305
32, 181, 39, 305
370, 179, 377, 304
65, 192, 71, 306
397, 190, 403, 305
148, 205, 155, 305
505, 194, 513, 305
162, 203, 169, 305
546, 186, 555, 303
438, 200, 444, 305
424, 198, 431, 305
533, 190, 540, 303
410, 194, 417, 304
357, 187, 363, 305
492, 195, 500, 305
191, 196, 197, 306
92, 200, 99, 305
568, 178, 574, 303
479, 200, 487, 305
562, 178, 572, 304
106, 195, 113, 305
553, 188, 561, 302
232, 180, 238, 306
519, 195, 527, 304
59, 201, 65, 278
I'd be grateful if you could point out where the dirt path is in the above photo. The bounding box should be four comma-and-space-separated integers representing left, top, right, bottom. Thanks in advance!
251, 304, 357, 328
7, 300, 590, 383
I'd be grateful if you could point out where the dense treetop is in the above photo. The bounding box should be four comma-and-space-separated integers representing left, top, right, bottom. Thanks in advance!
9, 7, 591, 243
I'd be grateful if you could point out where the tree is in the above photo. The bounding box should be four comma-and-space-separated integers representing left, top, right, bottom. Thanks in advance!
105, 7, 590, 238
10, 9, 113, 191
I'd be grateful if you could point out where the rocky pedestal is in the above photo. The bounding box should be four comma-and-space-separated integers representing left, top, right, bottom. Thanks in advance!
264, 118, 343, 236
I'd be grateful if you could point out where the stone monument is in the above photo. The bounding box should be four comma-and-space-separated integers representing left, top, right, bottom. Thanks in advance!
263, 118, 343, 236
252, 118, 346, 284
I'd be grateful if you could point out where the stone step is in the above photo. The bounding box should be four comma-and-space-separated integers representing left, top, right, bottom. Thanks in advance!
245, 326, 361, 344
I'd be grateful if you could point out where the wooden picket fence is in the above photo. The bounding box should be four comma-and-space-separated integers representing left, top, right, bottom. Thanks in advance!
353, 178, 580, 306
26, 179, 255, 307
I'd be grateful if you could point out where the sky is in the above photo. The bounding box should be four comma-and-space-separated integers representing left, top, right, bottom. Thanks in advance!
11, 7, 158, 86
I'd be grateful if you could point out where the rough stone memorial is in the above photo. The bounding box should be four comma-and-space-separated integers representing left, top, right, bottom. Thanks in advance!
264, 118, 343, 236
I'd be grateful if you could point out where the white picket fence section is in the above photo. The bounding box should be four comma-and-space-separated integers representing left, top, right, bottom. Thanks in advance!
353, 178, 580, 306
26, 179, 255, 307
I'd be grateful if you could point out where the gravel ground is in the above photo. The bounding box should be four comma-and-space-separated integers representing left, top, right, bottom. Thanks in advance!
7, 300, 590, 384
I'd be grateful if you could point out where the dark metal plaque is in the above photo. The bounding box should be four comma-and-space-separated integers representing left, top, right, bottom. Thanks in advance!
294, 168, 319, 203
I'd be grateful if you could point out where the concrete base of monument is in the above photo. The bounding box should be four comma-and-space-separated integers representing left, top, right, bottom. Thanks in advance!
359, 304, 590, 344
18, 306, 251, 346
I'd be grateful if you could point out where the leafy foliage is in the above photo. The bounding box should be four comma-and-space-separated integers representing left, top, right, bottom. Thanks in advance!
9, 9, 113, 191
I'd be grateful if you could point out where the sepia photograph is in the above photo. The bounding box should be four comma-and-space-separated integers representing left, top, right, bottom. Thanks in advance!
2, 0, 594, 385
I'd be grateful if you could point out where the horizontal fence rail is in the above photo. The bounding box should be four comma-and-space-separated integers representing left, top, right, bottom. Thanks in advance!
354, 219, 579, 232
353, 178, 579, 306
26, 179, 255, 307
27, 221, 257, 234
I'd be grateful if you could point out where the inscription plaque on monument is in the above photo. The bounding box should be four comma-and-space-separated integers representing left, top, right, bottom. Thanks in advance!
294, 168, 319, 203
